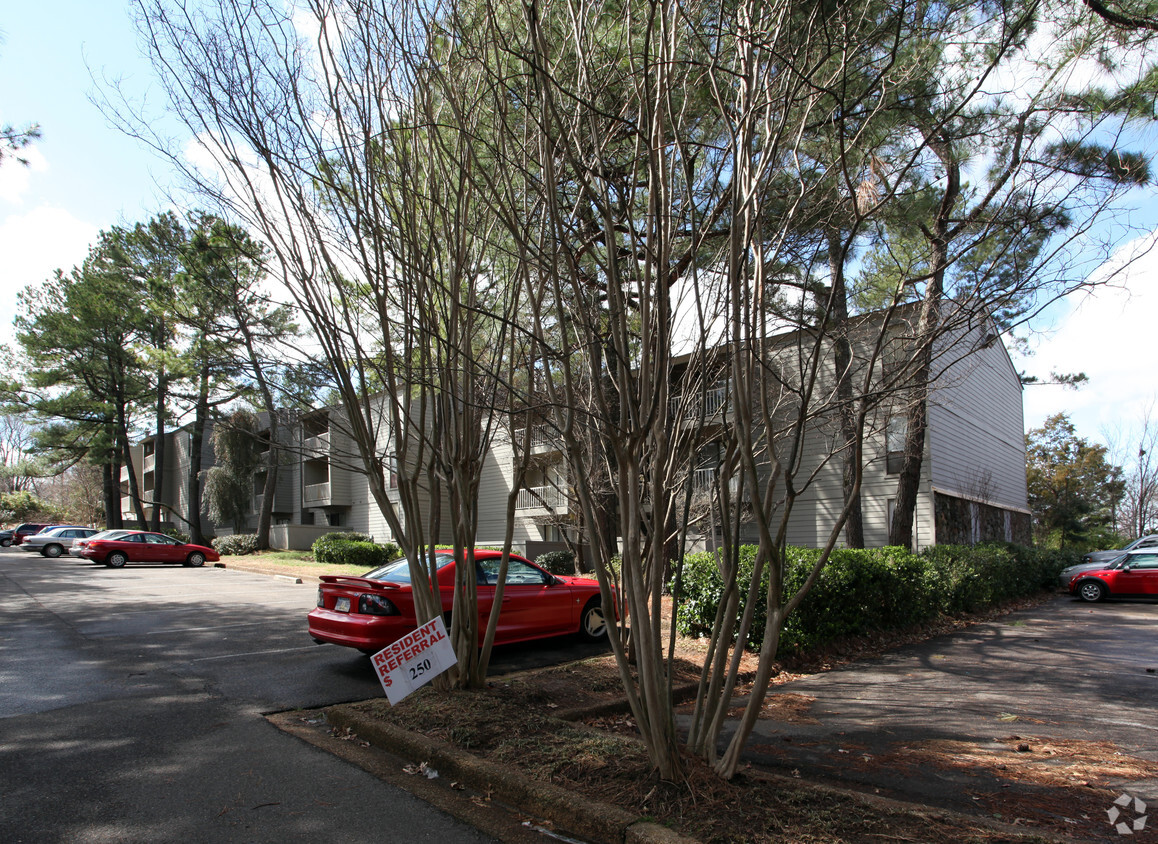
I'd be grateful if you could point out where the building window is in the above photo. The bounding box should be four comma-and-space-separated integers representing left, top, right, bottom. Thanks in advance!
328, 512, 342, 527
886, 416, 907, 475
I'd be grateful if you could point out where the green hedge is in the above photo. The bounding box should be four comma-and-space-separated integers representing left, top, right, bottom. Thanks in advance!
536, 550, 575, 575
674, 543, 1079, 656
312, 532, 399, 568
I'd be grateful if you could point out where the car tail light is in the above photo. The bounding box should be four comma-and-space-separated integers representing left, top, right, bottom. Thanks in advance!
316, 587, 324, 607
358, 594, 400, 616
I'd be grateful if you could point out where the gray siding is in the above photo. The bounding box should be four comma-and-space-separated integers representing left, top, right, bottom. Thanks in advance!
927, 326, 1028, 514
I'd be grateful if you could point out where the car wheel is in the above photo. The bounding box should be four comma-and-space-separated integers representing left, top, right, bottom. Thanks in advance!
578, 598, 608, 642
1077, 580, 1107, 603
43, 544, 64, 558
106, 552, 128, 569
186, 552, 206, 568
0, 538, 11, 547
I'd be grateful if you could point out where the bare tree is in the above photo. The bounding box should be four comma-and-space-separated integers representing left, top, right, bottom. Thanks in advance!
1104, 401, 1158, 537
109, 0, 1155, 784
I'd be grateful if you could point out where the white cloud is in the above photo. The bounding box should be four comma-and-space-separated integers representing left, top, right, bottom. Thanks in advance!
0, 206, 99, 341
1017, 229, 1158, 440
0, 145, 48, 204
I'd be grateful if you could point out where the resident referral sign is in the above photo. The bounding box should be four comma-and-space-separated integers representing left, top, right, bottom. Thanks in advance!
371, 615, 457, 704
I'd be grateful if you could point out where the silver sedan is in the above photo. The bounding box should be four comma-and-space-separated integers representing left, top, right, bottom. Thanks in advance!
23, 526, 100, 558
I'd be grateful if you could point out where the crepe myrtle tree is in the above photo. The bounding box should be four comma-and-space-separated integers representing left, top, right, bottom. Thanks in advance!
114, 0, 1155, 784
453, 0, 1152, 783
118, 0, 542, 689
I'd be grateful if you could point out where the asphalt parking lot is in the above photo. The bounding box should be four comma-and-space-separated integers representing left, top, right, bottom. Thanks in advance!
723, 594, 1158, 840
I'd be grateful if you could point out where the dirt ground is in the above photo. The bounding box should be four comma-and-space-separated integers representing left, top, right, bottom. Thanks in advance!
329, 592, 1158, 843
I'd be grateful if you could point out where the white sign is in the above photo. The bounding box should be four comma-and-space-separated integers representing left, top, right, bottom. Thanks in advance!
371, 616, 457, 705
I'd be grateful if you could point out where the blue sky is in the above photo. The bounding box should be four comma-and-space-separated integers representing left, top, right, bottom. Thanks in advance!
2, 2, 1157, 449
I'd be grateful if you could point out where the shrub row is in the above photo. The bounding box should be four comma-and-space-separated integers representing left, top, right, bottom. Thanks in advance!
312, 532, 400, 568
212, 534, 260, 556
674, 543, 1080, 656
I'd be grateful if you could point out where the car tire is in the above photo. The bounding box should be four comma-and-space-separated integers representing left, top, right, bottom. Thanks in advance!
0, 538, 10, 547
106, 552, 128, 569
42, 544, 64, 558
1077, 580, 1107, 603
578, 597, 608, 642
186, 552, 206, 568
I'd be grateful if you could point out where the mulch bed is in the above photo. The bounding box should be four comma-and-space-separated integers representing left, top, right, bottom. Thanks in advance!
338, 592, 1110, 843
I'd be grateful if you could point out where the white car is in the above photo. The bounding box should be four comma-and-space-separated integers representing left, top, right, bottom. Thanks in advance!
23, 526, 100, 557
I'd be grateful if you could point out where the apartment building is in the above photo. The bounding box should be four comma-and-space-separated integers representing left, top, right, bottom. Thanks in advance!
122, 317, 1029, 554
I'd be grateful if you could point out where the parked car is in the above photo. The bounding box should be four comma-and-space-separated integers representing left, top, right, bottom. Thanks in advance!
77, 530, 219, 568
23, 526, 100, 557
1058, 554, 1126, 588
1067, 549, 1158, 602
308, 549, 610, 655
6, 523, 51, 546
70, 530, 134, 558
1080, 534, 1158, 567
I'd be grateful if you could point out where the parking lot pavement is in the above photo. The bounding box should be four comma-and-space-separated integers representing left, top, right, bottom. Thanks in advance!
720, 595, 1158, 840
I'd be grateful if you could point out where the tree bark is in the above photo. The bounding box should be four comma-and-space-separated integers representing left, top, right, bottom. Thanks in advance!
151, 357, 167, 531
827, 229, 863, 548
186, 364, 210, 546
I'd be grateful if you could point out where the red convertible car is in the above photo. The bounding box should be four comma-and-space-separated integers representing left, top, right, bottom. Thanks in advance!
78, 530, 220, 568
308, 549, 610, 654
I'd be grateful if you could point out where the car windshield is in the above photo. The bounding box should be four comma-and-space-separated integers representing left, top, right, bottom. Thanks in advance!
363, 553, 451, 583
87, 530, 132, 542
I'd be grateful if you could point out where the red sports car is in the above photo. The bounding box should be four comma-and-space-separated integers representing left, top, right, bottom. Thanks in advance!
308, 549, 610, 654
79, 530, 220, 569
1068, 549, 1158, 602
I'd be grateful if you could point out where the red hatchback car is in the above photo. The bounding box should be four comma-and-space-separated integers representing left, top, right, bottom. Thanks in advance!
79, 530, 220, 569
309, 549, 610, 654
1068, 549, 1158, 602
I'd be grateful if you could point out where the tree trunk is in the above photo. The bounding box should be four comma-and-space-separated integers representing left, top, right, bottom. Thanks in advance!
889, 127, 958, 550
151, 357, 167, 531
102, 460, 120, 529
827, 229, 863, 548
186, 364, 210, 546
116, 401, 149, 529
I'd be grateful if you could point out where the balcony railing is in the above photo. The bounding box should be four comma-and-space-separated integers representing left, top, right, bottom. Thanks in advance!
302, 431, 331, 456
304, 482, 331, 505
515, 485, 566, 511
692, 467, 716, 492
689, 468, 745, 500
511, 425, 559, 450
669, 384, 729, 420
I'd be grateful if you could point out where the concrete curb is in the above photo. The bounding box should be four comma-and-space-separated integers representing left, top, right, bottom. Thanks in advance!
212, 560, 316, 584
325, 706, 698, 844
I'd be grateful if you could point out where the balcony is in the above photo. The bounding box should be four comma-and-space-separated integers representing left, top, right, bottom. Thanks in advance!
302, 431, 331, 457
515, 485, 567, 511
143, 453, 156, 472
510, 425, 561, 452
304, 482, 331, 505
669, 384, 729, 422
689, 468, 745, 501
